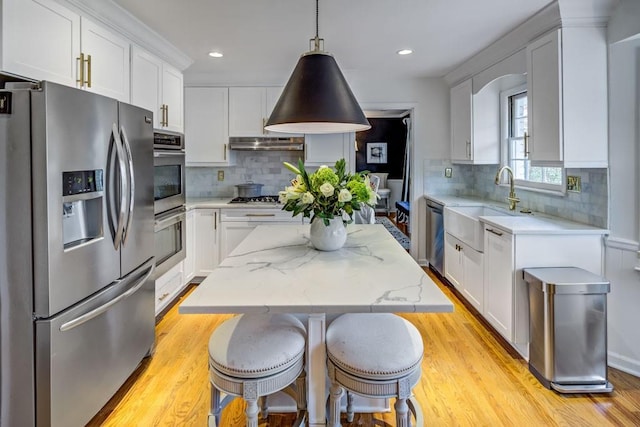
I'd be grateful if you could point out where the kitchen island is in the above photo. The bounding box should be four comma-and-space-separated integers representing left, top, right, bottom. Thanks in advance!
180, 224, 453, 426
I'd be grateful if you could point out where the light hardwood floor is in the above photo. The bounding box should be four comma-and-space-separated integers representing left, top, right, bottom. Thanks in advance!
88, 269, 640, 426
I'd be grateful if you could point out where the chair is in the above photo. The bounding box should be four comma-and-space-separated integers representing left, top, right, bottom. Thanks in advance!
207, 314, 307, 427
353, 174, 380, 224
326, 313, 424, 427
371, 173, 391, 216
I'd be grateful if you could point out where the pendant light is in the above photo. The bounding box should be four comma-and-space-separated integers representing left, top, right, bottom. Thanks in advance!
264, 0, 371, 134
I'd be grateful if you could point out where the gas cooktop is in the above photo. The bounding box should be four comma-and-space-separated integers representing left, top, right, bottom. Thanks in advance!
228, 195, 281, 204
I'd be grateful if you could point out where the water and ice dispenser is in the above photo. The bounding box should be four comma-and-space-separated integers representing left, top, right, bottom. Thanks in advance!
62, 170, 104, 250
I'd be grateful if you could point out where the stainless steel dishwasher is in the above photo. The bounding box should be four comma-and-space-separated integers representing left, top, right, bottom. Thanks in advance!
426, 199, 444, 277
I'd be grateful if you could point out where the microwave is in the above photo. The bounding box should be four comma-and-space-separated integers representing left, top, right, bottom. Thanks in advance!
154, 130, 184, 151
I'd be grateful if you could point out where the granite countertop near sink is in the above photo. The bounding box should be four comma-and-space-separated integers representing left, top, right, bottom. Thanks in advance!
186, 197, 286, 210
424, 193, 608, 235
423, 194, 484, 207
479, 214, 608, 235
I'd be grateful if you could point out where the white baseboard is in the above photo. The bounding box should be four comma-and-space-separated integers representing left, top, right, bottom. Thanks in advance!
609, 351, 640, 378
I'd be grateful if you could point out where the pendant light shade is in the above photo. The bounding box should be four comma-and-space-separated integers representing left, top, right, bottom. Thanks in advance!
264, 1, 370, 134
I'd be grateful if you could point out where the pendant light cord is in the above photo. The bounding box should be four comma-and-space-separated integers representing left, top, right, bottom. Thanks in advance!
312, 0, 320, 51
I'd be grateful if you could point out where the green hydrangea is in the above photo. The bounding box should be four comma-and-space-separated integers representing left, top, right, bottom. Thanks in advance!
347, 178, 369, 201
310, 166, 339, 190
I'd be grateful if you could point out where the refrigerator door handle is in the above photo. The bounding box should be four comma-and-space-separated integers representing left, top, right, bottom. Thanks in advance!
59, 258, 155, 332
119, 126, 135, 245
110, 123, 128, 250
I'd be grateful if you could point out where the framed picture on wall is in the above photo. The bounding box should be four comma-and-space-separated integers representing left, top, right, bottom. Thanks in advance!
366, 142, 387, 164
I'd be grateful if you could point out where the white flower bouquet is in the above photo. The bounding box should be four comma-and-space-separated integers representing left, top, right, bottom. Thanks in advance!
279, 159, 378, 225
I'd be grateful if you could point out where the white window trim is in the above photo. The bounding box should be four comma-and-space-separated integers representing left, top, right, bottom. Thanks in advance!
499, 84, 565, 194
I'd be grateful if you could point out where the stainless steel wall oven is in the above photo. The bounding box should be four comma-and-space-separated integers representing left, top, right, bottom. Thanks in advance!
153, 130, 186, 277
154, 206, 186, 278
153, 130, 185, 215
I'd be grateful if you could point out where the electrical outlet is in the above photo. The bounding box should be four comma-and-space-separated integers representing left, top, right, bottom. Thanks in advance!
444, 167, 452, 178
217, 170, 224, 181
567, 175, 581, 192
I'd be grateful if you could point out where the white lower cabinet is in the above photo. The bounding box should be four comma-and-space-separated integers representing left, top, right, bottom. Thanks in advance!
194, 209, 220, 277
183, 209, 196, 284
444, 232, 484, 313
219, 208, 303, 260
483, 228, 514, 340
482, 225, 605, 358
154, 261, 185, 315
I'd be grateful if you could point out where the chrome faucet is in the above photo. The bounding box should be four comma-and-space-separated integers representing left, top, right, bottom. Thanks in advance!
495, 166, 520, 211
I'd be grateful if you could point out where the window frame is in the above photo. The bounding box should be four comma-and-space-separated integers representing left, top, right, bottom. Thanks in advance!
499, 84, 565, 193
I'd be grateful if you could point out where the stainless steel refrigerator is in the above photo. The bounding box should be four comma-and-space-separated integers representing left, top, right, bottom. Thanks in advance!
0, 80, 155, 426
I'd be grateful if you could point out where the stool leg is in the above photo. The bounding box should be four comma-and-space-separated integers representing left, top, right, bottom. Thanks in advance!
394, 398, 409, 427
328, 382, 344, 427
346, 391, 355, 423
209, 385, 221, 427
295, 369, 307, 412
259, 396, 268, 419
245, 398, 259, 427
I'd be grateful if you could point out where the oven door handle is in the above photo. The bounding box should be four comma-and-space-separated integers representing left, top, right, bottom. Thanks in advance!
154, 208, 186, 231
120, 126, 135, 245
154, 151, 185, 157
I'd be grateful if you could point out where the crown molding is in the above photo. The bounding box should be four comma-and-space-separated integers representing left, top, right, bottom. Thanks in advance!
60, 0, 193, 71
444, 0, 616, 87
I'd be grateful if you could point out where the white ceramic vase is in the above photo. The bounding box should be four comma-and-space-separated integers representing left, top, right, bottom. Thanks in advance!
309, 217, 347, 251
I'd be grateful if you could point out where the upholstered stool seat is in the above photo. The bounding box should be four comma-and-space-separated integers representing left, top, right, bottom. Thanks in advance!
208, 314, 307, 427
326, 313, 424, 427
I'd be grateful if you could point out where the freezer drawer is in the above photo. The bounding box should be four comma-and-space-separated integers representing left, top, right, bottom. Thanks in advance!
35, 259, 155, 427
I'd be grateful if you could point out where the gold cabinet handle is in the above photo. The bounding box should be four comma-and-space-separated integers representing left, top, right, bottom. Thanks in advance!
466, 140, 471, 159
304, 143, 307, 160
214, 211, 217, 230
223, 143, 227, 160
262, 117, 266, 134
165, 103, 169, 126
86, 54, 92, 88
245, 213, 276, 217
76, 53, 85, 86
158, 292, 170, 302
524, 131, 530, 157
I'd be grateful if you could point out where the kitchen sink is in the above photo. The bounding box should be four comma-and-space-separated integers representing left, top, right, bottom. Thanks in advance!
444, 205, 513, 252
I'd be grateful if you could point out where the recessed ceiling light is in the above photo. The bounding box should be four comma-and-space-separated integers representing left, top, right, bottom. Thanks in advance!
397, 49, 413, 55
208, 51, 223, 58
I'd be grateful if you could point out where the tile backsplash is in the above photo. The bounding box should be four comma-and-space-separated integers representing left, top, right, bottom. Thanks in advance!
186, 151, 304, 198
423, 159, 608, 228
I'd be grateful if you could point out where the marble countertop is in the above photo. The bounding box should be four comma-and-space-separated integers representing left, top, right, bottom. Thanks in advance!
425, 193, 608, 235
186, 197, 283, 210
180, 224, 454, 315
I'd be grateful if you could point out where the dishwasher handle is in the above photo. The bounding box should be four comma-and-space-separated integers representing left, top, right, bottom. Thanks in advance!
426, 200, 444, 214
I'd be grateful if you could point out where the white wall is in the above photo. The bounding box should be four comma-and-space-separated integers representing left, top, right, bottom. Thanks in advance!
605, 0, 640, 377
347, 73, 450, 262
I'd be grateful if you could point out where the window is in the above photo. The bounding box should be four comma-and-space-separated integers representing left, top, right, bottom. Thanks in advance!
502, 86, 563, 191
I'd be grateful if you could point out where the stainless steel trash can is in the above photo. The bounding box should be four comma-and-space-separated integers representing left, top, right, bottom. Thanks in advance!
524, 267, 613, 393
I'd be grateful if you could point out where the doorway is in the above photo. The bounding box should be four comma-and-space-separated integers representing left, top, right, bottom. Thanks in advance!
356, 109, 412, 249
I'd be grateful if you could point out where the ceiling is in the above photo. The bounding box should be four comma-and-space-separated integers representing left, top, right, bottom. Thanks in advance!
112, 0, 553, 84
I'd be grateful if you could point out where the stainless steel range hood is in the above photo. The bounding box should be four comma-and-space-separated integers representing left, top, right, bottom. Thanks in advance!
228, 136, 305, 151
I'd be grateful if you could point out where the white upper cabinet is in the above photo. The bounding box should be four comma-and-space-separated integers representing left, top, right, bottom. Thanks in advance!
185, 87, 234, 166
131, 46, 183, 132
161, 64, 184, 132
2, 0, 130, 102
80, 18, 130, 102
228, 86, 293, 137
450, 78, 499, 165
2, 0, 80, 87
450, 79, 473, 162
304, 133, 354, 170
526, 28, 608, 168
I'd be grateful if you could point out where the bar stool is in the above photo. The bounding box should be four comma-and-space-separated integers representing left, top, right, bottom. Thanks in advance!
326, 313, 424, 426
207, 313, 307, 427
